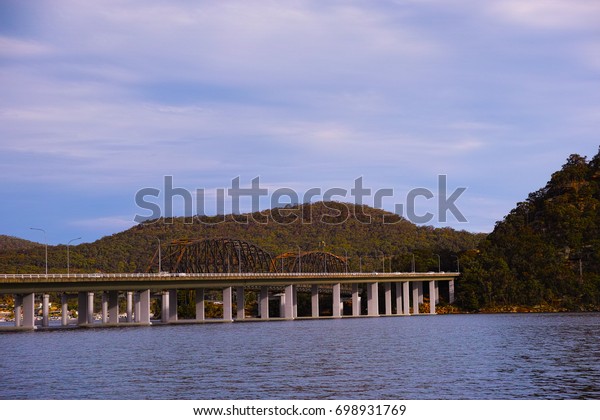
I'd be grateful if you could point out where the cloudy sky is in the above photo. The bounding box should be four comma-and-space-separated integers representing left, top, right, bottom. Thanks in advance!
1, 0, 599, 245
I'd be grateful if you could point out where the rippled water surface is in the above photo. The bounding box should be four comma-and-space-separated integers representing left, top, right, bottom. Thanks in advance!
1, 313, 599, 399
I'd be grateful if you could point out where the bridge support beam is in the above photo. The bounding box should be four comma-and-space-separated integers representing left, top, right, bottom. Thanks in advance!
223, 287, 233, 321
102, 293, 109, 323
384, 282, 392, 315
284, 285, 296, 320
42, 293, 50, 327
168, 289, 178, 322
13, 294, 22, 327
418, 282, 424, 304
87, 292, 94, 325
402, 282, 410, 315
161, 291, 169, 323
352, 284, 360, 316
78, 292, 87, 325
367, 283, 379, 316
259, 286, 269, 319
23, 293, 35, 329
311, 284, 319, 318
449, 279, 455, 304
429, 281, 436, 314
195, 288, 205, 321
61, 293, 69, 326
332, 283, 342, 318
395, 283, 403, 315
412, 283, 420, 315
109, 290, 119, 324
137, 290, 151, 324
126, 292, 133, 323
236, 287, 245, 320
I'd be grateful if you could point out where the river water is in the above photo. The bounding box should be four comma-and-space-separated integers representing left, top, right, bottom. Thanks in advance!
1, 313, 599, 399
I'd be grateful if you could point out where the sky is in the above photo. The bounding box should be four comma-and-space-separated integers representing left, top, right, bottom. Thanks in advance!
1, 0, 599, 245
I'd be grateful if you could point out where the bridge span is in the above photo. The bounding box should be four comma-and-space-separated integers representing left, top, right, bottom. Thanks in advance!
0, 272, 458, 330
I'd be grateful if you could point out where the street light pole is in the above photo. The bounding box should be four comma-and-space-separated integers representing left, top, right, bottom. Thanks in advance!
297, 246, 302, 273
453, 255, 460, 273
156, 238, 162, 273
411, 253, 415, 273
67, 237, 82, 275
30, 227, 47, 277
434, 254, 441, 273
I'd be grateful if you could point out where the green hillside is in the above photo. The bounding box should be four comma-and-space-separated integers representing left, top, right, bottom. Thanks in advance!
458, 148, 600, 311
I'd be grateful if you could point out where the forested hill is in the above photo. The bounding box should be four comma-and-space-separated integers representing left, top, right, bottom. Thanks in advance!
0, 202, 484, 274
0, 235, 39, 251
458, 148, 600, 311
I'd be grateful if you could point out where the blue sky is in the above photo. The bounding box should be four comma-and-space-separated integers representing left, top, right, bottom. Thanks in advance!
1, 0, 599, 245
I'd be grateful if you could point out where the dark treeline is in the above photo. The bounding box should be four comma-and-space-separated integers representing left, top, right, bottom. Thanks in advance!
457, 148, 600, 311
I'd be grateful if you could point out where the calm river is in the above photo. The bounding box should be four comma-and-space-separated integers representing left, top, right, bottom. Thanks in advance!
1, 313, 599, 399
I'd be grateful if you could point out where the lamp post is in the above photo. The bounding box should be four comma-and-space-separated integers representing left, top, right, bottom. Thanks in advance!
297, 246, 302, 273
411, 253, 415, 273
156, 238, 162, 273
67, 237, 82, 275
344, 249, 348, 273
434, 254, 441, 273
381, 252, 385, 273
453, 255, 460, 273
30, 227, 47, 277
359, 254, 362, 273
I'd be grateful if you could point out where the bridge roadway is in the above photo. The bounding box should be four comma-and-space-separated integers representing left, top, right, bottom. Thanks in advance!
0, 272, 458, 330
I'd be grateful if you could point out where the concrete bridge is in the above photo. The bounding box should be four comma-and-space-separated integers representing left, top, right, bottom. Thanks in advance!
0, 272, 457, 330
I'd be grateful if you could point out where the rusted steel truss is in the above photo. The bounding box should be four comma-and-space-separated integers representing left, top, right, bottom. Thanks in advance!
272, 251, 347, 273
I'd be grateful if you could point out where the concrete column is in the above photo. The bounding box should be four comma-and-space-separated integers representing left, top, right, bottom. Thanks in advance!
109, 290, 119, 324
279, 293, 285, 318
417, 282, 424, 304
161, 290, 169, 323
134, 292, 141, 323
402, 282, 410, 315
311, 284, 319, 318
284, 285, 295, 319
292, 286, 298, 319
412, 282, 420, 314
384, 282, 392, 315
126, 292, 133, 322
195, 288, 205, 321
42, 293, 50, 327
429, 281, 436, 314
367, 282, 379, 316
223, 287, 233, 321
435, 282, 440, 304
449, 279, 455, 304
395, 283, 403, 315
78, 292, 88, 325
352, 284, 360, 316
259, 286, 269, 319
236, 286, 245, 320
138, 290, 151, 324
332, 283, 342, 318
102, 292, 109, 323
87, 292, 94, 324
23, 293, 35, 328
61, 293, 69, 326
14, 294, 22, 327
168, 289, 178, 322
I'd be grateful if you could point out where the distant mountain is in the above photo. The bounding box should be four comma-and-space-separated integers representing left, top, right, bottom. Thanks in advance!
0, 202, 484, 275
0, 235, 39, 251
458, 148, 600, 311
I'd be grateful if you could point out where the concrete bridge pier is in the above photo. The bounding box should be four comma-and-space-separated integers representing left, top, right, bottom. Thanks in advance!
429, 281, 436, 314
61, 293, 69, 326
161, 291, 169, 323
412, 283, 420, 314
109, 290, 119, 324
367, 282, 379, 316
332, 283, 342, 318
101, 292, 109, 323
352, 284, 360, 316
402, 282, 410, 315
259, 286, 269, 319
311, 284, 319, 318
284, 285, 296, 319
42, 293, 50, 327
126, 292, 133, 322
384, 282, 392, 315
135, 290, 151, 324
223, 287, 233, 321
236, 287, 245, 320
395, 282, 403, 315
195, 288, 205, 321
449, 279, 455, 304
13, 294, 22, 327
22, 293, 35, 328
168, 289, 178, 322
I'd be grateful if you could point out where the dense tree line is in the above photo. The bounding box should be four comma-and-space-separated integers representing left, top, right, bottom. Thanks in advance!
457, 149, 600, 311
